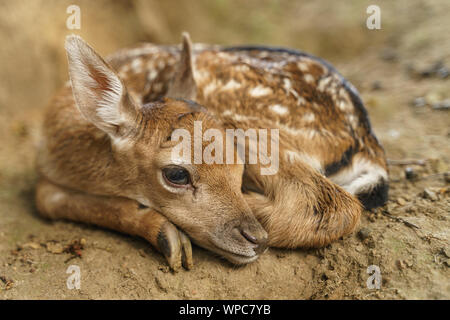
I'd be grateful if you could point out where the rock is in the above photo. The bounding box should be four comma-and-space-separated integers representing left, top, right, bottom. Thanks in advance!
425, 92, 443, 106
154, 273, 169, 293
23, 242, 40, 249
432, 99, 450, 111
444, 172, 450, 183
405, 167, 418, 180
358, 227, 371, 241
46, 242, 64, 254
442, 247, 450, 258
411, 97, 426, 108
371, 81, 382, 91
80, 238, 87, 246
396, 259, 406, 270
396, 197, 406, 206
422, 188, 438, 201
380, 48, 398, 62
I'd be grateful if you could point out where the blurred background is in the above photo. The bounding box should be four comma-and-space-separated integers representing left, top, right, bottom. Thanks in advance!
1, 0, 448, 118
0, 0, 448, 299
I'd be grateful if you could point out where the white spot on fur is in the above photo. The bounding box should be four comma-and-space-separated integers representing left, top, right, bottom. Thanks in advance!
283, 78, 292, 91
318, 76, 332, 91
297, 62, 309, 72
297, 96, 306, 106
249, 85, 272, 97
147, 69, 158, 81
338, 100, 353, 112
302, 113, 315, 122
347, 114, 358, 127
234, 64, 250, 73
285, 150, 323, 172
304, 74, 315, 84
131, 58, 143, 73
203, 81, 218, 96
307, 129, 318, 139
221, 79, 242, 91
222, 110, 233, 117
195, 70, 210, 83
269, 104, 289, 115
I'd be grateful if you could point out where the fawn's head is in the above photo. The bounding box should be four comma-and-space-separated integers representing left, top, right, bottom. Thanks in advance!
64, 34, 267, 264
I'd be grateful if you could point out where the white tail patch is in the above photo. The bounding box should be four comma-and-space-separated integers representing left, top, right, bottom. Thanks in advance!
328, 156, 388, 195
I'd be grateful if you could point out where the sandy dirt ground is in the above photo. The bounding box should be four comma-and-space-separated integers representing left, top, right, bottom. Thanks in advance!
0, 0, 448, 299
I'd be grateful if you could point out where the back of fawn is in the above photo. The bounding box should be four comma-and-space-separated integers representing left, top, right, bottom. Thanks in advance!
35, 33, 388, 270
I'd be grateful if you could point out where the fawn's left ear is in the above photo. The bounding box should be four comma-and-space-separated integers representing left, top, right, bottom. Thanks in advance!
65, 35, 139, 139
166, 32, 197, 100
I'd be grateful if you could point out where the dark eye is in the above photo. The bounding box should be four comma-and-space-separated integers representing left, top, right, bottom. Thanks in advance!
162, 167, 191, 186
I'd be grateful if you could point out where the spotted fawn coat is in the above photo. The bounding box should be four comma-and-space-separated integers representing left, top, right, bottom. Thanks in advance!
35, 34, 388, 270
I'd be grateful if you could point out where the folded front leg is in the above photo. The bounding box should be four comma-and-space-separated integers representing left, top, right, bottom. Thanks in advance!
243, 160, 362, 248
35, 178, 193, 270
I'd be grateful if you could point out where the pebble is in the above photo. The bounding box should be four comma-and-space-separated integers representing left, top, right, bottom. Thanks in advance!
358, 227, 371, 241
425, 92, 443, 105
46, 242, 64, 254
23, 242, 41, 250
154, 274, 169, 293
422, 188, 438, 201
444, 172, 450, 183
380, 48, 398, 62
396, 259, 406, 270
411, 97, 426, 108
442, 247, 450, 258
405, 167, 418, 180
432, 99, 450, 111
396, 197, 406, 206
371, 81, 383, 91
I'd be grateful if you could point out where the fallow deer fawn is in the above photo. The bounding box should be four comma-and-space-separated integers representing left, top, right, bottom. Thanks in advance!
36, 33, 388, 270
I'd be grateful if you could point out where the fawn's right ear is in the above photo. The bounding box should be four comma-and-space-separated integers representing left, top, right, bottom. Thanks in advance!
65, 35, 138, 139
166, 32, 197, 100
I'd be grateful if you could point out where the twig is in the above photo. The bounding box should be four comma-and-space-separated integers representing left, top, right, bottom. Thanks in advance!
389, 171, 449, 183
387, 159, 426, 166
381, 211, 420, 230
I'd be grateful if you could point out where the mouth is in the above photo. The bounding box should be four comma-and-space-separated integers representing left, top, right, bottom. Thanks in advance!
206, 241, 260, 265
214, 246, 260, 265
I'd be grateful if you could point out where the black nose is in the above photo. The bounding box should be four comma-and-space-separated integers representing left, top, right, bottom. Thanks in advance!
239, 226, 268, 254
